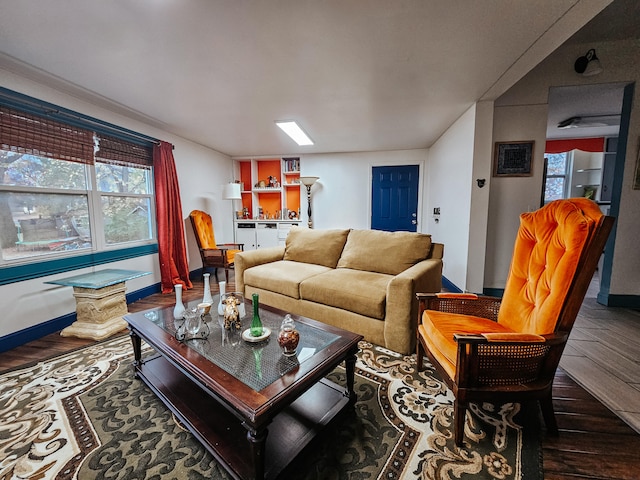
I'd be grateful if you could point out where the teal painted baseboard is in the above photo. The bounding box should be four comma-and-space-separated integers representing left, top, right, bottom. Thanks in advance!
481, 289, 640, 308
0, 313, 76, 354
483, 288, 505, 297
0, 282, 161, 354
441, 276, 462, 293
597, 292, 640, 308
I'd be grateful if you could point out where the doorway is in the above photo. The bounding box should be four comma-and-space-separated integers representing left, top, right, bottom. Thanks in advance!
371, 165, 419, 232
545, 82, 633, 303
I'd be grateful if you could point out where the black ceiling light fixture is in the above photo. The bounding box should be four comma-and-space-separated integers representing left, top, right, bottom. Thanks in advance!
557, 114, 620, 129
574, 48, 603, 76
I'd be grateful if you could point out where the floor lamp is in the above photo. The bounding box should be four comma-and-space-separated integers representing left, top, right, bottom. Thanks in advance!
223, 182, 242, 240
299, 176, 319, 229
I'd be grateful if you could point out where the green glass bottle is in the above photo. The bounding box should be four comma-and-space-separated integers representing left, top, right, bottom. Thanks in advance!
250, 293, 263, 337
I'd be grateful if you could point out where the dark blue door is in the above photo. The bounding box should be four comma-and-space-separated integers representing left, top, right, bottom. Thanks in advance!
371, 165, 419, 232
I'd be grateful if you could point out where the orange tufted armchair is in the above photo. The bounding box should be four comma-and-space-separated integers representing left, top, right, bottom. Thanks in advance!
416, 198, 614, 447
189, 210, 244, 283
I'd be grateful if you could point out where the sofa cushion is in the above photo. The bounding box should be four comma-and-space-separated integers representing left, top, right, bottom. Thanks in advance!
243, 260, 331, 299
337, 229, 432, 275
283, 227, 350, 268
300, 268, 392, 319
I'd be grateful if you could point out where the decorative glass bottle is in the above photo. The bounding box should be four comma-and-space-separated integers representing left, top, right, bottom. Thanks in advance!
202, 273, 213, 305
250, 293, 263, 337
173, 284, 185, 319
277, 314, 300, 356
217, 280, 226, 315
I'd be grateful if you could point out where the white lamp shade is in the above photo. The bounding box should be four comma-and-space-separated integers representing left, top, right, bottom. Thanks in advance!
223, 182, 242, 200
299, 176, 319, 187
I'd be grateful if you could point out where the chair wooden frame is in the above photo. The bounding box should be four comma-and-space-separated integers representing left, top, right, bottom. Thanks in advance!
189, 211, 244, 283
417, 203, 614, 447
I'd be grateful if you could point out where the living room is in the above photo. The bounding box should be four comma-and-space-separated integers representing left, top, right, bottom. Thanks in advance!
2, 0, 640, 348
1, 1, 640, 478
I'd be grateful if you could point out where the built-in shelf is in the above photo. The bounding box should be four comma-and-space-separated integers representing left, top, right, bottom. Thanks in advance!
233, 156, 302, 227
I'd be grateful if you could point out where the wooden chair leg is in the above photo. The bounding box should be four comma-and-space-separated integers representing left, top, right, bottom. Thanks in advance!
540, 393, 559, 435
416, 339, 424, 371
214, 268, 219, 283
454, 399, 466, 447
225, 267, 230, 284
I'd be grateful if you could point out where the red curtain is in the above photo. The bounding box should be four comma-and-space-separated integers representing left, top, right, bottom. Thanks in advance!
545, 137, 605, 154
153, 141, 193, 293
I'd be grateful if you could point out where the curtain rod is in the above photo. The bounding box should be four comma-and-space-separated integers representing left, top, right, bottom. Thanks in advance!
0, 86, 167, 148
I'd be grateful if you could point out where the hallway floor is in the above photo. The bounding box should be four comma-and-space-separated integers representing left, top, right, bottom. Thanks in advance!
560, 276, 640, 433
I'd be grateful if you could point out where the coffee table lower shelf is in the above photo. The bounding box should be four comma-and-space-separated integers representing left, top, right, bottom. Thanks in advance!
136, 354, 349, 480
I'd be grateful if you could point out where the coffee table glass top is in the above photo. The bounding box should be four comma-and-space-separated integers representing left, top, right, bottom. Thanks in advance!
143, 298, 340, 391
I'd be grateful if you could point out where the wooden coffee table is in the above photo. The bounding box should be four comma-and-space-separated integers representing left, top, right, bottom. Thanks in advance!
125, 298, 363, 480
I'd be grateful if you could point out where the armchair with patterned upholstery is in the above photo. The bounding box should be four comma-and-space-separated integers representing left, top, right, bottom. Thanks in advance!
416, 198, 614, 447
189, 210, 243, 283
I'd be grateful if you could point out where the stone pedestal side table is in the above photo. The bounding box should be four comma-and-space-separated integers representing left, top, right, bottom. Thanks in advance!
46, 269, 151, 341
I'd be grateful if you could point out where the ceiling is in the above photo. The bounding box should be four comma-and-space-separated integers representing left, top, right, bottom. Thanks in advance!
0, 0, 629, 157
546, 83, 626, 140
545, 0, 640, 140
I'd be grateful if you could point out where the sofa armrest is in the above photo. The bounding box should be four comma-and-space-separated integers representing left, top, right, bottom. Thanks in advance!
234, 246, 285, 293
384, 257, 443, 354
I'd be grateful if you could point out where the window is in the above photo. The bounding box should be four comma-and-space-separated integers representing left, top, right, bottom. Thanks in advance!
0, 104, 155, 265
542, 152, 570, 203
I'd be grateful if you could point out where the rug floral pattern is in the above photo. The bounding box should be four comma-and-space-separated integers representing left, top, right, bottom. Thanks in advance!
0, 337, 540, 479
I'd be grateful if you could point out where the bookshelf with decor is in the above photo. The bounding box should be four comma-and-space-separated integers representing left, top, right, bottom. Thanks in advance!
232, 157, 302, 250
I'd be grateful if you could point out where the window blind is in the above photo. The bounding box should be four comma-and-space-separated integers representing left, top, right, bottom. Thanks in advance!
96, 133, 153, 169
0, 105, 95, 164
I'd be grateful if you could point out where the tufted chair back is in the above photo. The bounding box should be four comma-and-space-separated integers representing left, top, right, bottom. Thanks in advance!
498, 198, 604, 335
190, 210, 217, 250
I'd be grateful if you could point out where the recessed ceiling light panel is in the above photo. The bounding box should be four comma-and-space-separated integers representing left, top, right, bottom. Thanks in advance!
275, 121, 314, 146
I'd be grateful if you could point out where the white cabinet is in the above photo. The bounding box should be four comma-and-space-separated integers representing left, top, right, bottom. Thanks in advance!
235, 221, 299, 251
236, 223, 257, 250
256, 223, 279, 249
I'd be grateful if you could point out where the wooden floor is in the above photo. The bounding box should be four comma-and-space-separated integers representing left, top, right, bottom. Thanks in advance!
1, 279, 639, 480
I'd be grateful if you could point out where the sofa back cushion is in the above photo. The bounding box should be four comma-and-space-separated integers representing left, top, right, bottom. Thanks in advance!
337, 229, 432, 275
283, 227, 350, 268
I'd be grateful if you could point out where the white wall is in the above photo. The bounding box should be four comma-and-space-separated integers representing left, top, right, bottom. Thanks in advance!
490, 37, 640, 297
0, 68, 233, 338
486, 104, 549, 289
299, 149, 428, 231
425, 105, 476, 291
467, 101, 494, 293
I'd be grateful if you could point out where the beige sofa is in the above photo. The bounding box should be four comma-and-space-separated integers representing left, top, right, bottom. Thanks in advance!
235, 227, 443, 354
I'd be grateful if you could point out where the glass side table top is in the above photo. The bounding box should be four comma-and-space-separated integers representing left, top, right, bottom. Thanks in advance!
143, 298, 340, 391
45, 269, 151, 289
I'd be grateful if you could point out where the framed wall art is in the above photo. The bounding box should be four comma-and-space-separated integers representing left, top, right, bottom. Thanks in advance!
493, 141, 534, 177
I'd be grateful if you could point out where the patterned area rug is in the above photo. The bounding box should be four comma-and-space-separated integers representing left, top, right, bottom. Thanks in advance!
0, 336, 541, 479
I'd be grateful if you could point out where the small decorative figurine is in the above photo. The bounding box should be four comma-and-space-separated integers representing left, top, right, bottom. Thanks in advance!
223, 294, 242, 330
